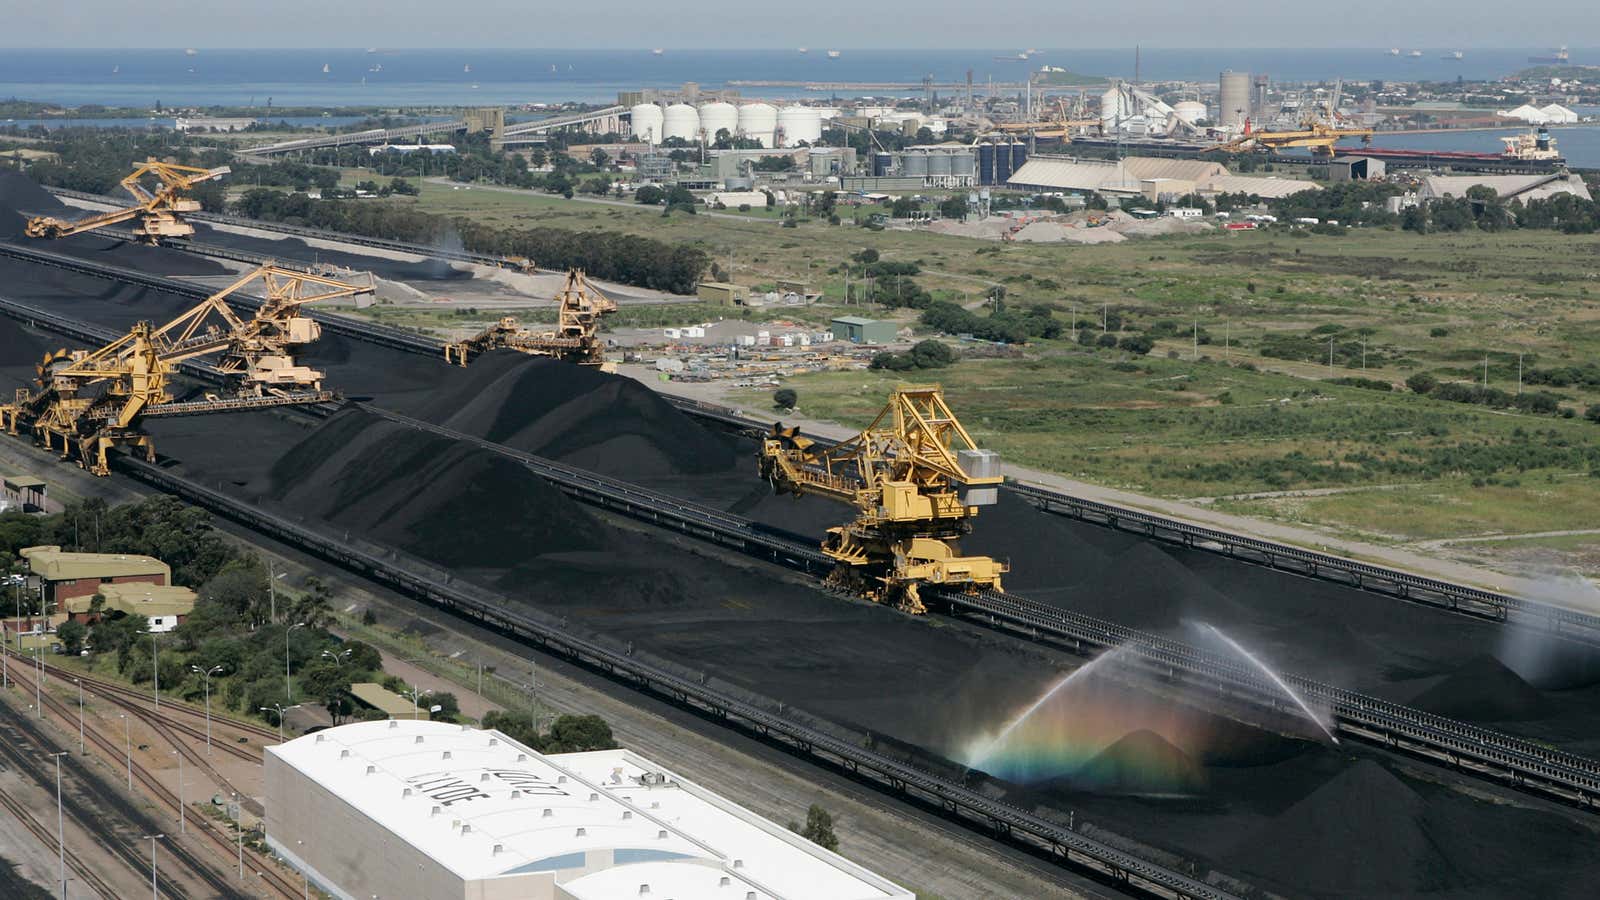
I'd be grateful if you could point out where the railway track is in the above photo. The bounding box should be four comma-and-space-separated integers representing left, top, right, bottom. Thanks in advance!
0, 682, 257, 900
0, 768, 122, 899
1, 655, 300, 899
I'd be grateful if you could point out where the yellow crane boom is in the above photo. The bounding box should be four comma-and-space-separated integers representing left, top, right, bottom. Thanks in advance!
445, 269, 617, 367
759, 384, 1007, 614
3, 263, 370, 475
25, 158, 230, 242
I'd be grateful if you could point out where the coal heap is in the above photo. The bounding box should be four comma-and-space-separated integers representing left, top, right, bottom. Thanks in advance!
405, 351, 737, 478
1070, 729, 1206, 794
1408, 654, 1549, 722
266, 406, 609, 569
0, 171, 65, 236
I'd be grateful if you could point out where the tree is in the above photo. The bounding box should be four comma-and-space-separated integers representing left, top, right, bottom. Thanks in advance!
1117, 334, 1155, 355
773, 388, 798, 410
1586, 403, 1600, 424
938, 196, 968, 220
589, 147, 610, 168
56, 619, 86, 654
1406, 372, 1439, 395
794, 804, 839, 852
909, 340, 955, 369
542, 714, 616, 752
634, 184, 665, 206
889, 196, 919, 219
200, 559, 271, 628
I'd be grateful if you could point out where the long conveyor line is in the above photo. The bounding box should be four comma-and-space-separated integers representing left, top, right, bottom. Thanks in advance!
0, 287, 1235, 899
9, 234, 1596, 647
5, 291, 1600, 817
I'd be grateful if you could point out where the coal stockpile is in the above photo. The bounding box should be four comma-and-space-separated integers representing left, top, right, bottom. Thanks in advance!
188, 221, 471, 282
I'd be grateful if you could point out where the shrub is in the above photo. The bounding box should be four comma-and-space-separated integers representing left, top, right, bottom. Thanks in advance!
773, 388, 798, 410
1406, 372, 1438, 395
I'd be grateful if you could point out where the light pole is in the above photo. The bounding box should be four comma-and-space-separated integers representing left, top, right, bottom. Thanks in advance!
234, 792, 244, 879
120, 713, 131, 790
190, 664, 225, 755
268, 561, 287, 623
145, 833, 164, 900
297, 839, 309, 899
50, 751, 66, 900
403, 686, 433, 720
260, 703, 302, 745
151, 633, 160, 713
285, 622, 306, 701
34, 647, 42, 718
171, 750, 186, 834
74, 677, 84, 755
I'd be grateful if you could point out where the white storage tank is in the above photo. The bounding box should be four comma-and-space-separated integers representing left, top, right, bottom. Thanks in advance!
777, 105, 822, 147
737, 102, 777, 148
629, 103, 664, 142
1173, 101, 1208, 126
926, 150, 953, 177
661, 103, 700, 142
698, 101, 739, 142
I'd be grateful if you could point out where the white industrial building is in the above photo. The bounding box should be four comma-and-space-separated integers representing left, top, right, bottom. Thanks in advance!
265, 720, 913, 900
1419, 172, 1592, 203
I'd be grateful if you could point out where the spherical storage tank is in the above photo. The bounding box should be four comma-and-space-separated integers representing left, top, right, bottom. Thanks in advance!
630, 104, 664, 142
661, 103, 700, 142
1173, 101, 1207, 126
777, 105, 822, 147
737, 102, 777, 148
698, 102, 738, 142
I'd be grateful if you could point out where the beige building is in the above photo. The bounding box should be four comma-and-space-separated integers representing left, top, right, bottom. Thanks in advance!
63, 583, 196, 633
20, 545, 171, 607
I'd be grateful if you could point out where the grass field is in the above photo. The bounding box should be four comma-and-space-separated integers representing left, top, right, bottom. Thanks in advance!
350, 166, 1600, 565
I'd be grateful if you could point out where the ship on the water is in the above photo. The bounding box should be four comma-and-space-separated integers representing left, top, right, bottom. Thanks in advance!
1528, 45, 1570, 64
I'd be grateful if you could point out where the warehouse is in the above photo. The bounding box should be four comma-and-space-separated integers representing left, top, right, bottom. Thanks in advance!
831, 316, 897, 345
265, 720, 912, 900
63, 583, 196, 633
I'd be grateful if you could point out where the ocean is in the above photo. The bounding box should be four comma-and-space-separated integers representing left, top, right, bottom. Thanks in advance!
1, 47, 1594, 110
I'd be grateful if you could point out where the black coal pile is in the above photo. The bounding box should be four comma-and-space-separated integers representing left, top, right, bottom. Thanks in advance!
0, 316, 53, 391
0, 172, 65, 236
1405, 654, 1550, 722
263, 406, 609, 569
403, 352, 736, 478
1068, 729, 1206, 794
190, 222, 471, 282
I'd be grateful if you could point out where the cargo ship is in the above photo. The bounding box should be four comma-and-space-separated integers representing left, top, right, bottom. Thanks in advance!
1334, 129, 1564, 172
1528, 46, 1569, 64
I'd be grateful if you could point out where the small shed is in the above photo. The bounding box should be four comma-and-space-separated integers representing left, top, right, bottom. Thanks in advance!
831, 316, 898, 345
697, 282, 750, 306
1330, 157, 1386, 182
350, 683, 429, 720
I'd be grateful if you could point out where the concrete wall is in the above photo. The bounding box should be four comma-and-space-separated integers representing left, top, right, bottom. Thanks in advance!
265, 750, 558, 900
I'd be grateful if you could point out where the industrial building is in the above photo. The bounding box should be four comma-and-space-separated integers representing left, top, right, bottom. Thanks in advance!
62, 583, 196, 633
870, 145, 978, 188
1007, 154, 1319, 200
264, 720, 913, 900
1419, 172, 1592, 203
20, 544, 172, 607
831, 316, 898, 345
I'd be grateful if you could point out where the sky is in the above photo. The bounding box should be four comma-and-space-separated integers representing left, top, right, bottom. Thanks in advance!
6, 1, 1597, 49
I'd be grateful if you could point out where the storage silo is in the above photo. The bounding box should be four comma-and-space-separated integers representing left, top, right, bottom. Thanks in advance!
776, 105, 823, 147
629, 103, 664, 143
926, 150, 952, 178
872, 152, 893, 177
661, 103, 700, 142
737, 102, 777, 148
698, 101, 738, 143
1173, 100, 1207, 126
1220, 70, 1251, 129
1010, 142, 1027, 174
951, 149, 976, 183
900, 150, 929, 179
994, 143, 1013, 184
977, 142, 995, 186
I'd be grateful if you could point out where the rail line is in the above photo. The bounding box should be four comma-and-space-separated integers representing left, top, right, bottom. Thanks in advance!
0, 763, 123, 899
2, 654, 301, 899
0, 673, 260, 899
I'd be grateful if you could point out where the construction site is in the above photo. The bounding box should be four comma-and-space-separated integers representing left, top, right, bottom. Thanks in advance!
5, 163, 1600, 900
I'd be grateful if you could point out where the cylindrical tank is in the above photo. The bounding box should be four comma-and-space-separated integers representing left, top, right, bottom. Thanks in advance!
737, 102, 777, 148
1173, 100, 1207, 126
1011, 142, 1027, 173
900, 151, 928, 178
872, 152, 893, 177
698, 101, 738, 142
1220, 70, 1251, 128
994, 143, 1013, 184
977, 143, 995, 186
661, 103, 700, 142
926, 151, 952, 178
947, 150, 975, 182
629, 103, 663, 142
777, 105, 822, 147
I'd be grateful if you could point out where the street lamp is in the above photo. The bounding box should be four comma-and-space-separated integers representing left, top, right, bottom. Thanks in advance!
297, 839, 309, 900
285, 622, 306, 701
402, 686, 434, 721
260, 703, 302, 745
321, 648, 352, 667
144, 833, 164, 900
267, 561, 287, 623
170, 749, 186, 834
190, 664, 226, 755
49, 751, 66, 900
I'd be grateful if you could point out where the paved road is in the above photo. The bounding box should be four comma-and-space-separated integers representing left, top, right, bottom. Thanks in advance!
423, 177, 783, 224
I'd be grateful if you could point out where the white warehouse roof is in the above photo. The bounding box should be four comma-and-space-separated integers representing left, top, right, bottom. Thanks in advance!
266, 719, 910, 900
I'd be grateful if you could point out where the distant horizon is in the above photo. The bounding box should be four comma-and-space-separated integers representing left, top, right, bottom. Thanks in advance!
2, 45, 1595, 52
